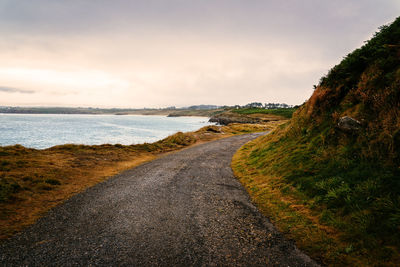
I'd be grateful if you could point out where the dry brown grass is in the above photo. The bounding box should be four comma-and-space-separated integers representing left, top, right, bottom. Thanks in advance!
0, 122, 274, 240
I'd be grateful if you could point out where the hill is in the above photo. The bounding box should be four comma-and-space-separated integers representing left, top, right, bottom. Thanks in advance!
233, 17, 400, 265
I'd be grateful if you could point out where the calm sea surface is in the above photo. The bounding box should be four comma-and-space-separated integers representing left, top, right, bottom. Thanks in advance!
0, 114, 212, 149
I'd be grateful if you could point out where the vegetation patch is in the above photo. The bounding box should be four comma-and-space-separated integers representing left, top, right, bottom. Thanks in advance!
233, 108, 296, 118
44, 179, 61, 186
234, 127, 400, 266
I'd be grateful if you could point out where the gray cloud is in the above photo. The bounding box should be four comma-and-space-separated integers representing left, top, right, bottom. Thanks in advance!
0, 1, 399, 107
0, 86, 35, 94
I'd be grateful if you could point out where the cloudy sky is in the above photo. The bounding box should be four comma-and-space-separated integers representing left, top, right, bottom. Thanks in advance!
0, 0, 399, 108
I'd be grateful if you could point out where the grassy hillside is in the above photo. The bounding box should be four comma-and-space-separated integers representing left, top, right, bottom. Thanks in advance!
233, 17, 400, 266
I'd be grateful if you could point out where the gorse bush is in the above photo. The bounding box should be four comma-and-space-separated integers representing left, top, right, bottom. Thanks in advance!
320, 20, 400, 91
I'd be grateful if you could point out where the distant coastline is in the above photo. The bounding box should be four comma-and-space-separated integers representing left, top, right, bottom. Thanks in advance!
0, 114, 213, 149
0, 106, 222, 117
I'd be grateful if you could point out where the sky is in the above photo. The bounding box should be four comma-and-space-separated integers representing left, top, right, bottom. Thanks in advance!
0, 0, 399, 108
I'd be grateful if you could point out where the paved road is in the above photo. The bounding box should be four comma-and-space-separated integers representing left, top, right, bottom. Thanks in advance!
1, 133, 318, 266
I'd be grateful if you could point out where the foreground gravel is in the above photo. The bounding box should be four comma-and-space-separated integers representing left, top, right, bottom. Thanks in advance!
1, 133, 319, 266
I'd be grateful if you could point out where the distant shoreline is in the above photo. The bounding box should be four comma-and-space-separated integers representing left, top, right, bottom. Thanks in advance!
0, 107, 221, 117
0, 112, 210, 118
0, 114, 213, 149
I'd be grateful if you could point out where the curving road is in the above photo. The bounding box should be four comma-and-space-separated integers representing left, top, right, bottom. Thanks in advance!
1, 133, 318, 266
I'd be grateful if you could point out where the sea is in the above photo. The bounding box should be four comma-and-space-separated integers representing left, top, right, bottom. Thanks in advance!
0, 114, 213, 149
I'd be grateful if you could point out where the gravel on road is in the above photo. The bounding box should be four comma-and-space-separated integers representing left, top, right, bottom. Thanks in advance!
1, 132, 319, 266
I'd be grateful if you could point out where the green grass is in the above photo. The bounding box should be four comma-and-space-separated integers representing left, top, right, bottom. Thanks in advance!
233, 122, 400, 266
232, 108, 296, 118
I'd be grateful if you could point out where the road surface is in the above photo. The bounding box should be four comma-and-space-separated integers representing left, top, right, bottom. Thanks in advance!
1, 133, 318, 266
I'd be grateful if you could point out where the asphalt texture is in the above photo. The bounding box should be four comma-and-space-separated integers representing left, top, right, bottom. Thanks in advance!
1, 133, 319, 266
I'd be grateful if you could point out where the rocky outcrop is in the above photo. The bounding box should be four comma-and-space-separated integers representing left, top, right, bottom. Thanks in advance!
337, 116, 362, 132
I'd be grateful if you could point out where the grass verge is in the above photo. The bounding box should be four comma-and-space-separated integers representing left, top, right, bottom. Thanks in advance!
0, 123, 273, 240
232, 125, 400, 266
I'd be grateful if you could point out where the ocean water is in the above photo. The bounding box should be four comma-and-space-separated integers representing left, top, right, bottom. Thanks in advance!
0, 114, 212, 149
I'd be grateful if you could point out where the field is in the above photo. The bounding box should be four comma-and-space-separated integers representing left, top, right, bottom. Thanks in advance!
232, 108, 296, 118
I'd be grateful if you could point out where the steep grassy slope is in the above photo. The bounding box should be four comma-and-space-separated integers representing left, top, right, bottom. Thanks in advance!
233, 17, 400, 266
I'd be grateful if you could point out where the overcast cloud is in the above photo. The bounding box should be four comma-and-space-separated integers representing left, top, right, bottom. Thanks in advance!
0, 0, 399, 107
0, 86, 34, 94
